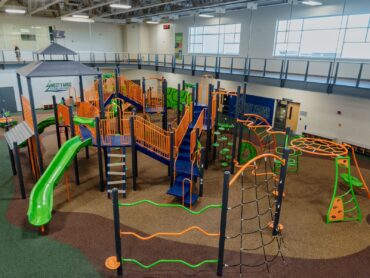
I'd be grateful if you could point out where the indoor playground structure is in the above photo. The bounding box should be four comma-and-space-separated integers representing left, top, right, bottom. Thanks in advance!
290, 137, 370, 223
105, 148, 290, 277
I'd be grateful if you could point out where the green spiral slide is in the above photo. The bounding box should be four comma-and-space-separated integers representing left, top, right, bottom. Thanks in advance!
27, 136, 92, 227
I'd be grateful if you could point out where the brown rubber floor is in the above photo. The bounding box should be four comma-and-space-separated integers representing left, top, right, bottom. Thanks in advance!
5, 112, 370, 277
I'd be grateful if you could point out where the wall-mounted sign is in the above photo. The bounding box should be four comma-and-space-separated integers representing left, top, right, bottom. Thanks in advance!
175, 32, 183, 60
163, 24, 170, 30
53, 30, 65, 39
45, 80, 71, 92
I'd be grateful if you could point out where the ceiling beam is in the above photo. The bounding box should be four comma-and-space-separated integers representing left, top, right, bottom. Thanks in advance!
28, 0, 62, 15
98, 0, 187, 18
0, 0, 9, 9
61, 0, 117, 17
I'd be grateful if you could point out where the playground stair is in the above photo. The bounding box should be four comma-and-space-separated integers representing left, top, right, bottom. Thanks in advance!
167, 105, 206, 206
106, 147, 127, 198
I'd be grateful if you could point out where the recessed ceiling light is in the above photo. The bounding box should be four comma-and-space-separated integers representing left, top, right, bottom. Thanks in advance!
302, 1, 323, 6
72, 14, 89, 19
61, 16, 94, 23
146, 21, 159, 24
199, 14, 214, 18
110, 4, 132, 9
5, 8, 26, 14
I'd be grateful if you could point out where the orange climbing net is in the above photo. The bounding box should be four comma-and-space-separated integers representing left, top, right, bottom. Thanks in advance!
238, 114, 286, 154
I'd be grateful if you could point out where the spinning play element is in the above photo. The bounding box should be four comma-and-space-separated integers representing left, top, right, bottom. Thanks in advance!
290, 137, 369, 223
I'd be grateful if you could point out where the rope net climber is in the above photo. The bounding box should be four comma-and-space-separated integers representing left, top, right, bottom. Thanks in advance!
220, 153, 288, 276
238, 114, 286, 156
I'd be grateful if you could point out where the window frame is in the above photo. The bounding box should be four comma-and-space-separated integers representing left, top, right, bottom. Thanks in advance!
273, 13, 370, 61
188, 23, 242, 56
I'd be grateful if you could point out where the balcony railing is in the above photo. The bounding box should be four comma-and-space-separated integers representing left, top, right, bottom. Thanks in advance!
1, 49, 369, 90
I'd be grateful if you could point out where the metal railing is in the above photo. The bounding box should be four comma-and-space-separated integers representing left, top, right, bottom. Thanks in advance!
1, 49, 369, 89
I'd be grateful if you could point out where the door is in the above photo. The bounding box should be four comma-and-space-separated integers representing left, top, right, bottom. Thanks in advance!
0, 87, 18, 112
285, 102, 300, 132
273, 100, 288, 131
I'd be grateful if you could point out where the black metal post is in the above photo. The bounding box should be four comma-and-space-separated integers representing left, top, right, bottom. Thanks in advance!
205, 84, 213, 169
230, 86, 241, 174
79, 75, 84, 102
191, 86, 195, 122
27, 77, 44, 174
130, 116, 137, 190
115, 66, 120, 97
182, 80, 185, 91
272, 148, 289, 236
217, 171, 230, 276
96, 118, 104, 192
13, 142, 26, 199
199, 147, 205, 197
195, 82, 199, 104
98, 74, 105, 119
177, 83, 181, 124
162, 79, 168, 130
112, 188, 123, 276
52, 96, 61, 149
5, 125, 16, 175
169, 131, 175, 186
69, 105, 80, 185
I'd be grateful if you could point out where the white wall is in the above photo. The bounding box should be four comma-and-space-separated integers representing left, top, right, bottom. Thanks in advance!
0, 69, 95, 111
0, 15, 124, 53
121, 68, 370, 147
124, 0, 370, 62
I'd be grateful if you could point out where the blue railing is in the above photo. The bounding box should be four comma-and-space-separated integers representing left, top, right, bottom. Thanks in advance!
1, 49, 369, 90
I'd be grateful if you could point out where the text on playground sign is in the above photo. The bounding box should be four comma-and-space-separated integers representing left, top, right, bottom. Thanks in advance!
45, 81, 72, 92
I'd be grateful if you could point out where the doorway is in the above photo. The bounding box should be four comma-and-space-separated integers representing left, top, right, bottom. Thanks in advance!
285, 102, 300, 132
0, 87, 18, 112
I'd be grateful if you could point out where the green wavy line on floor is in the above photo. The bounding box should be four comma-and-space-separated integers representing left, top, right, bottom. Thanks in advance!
122, 258, 218, 269
119, 199, 222, 214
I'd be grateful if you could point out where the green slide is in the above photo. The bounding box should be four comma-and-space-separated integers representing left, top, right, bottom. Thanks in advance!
19, 116, 55, 148
38, 116, 55, 134
27, 136, 92, 227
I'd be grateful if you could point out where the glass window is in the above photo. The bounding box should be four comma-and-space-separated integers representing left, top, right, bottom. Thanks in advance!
188, 23, 241, 55
345, 28, 367, 42
274, 13, 370, 59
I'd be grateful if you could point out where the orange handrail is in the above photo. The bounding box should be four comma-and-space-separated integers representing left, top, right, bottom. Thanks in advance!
77, 101, 99, 118
175, 106, 190, 148
120, 226, 219, 240
134, 116, 171, 158
21, 96, 34, 131
57, 104, 70, 126
190, 109, 205, 154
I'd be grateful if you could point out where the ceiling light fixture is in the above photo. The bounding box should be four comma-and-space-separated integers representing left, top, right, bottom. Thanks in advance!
301, 1, 323, 6
146, 20, 159, 24
61, 16, 95, 23
72, 14, 89, 19
110, 4, 132, 9
5, 8, 26, 14
198, 14, 214, 18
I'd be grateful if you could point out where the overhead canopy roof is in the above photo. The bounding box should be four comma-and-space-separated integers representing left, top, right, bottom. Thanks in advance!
17, 60, 99, 78
36, 42, 77, 55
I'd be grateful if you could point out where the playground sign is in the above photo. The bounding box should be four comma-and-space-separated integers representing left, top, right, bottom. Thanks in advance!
45, 80, 72, 92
